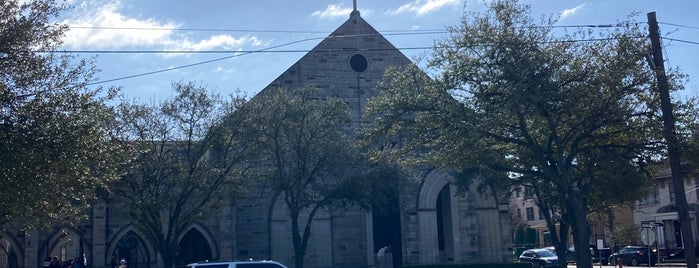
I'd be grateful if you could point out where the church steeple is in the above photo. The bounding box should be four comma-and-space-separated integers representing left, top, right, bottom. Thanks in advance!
350, 0, 360, 17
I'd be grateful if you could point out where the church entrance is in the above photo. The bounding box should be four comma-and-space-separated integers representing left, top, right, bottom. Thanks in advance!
177, 229, 212, 267
114, 231, 149, 268
436, 184, 455, 263
372, 184, 402, 268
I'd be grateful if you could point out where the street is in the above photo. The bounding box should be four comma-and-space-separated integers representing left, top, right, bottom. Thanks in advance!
567, 264, 688, 268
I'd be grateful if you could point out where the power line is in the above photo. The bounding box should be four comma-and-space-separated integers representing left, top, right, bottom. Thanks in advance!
69, 26, 327, 34
662, 37, 699, 46
84, 35, 647, 85
62, 35, 644, 55
67, 25, 448, 34
67, 23, 630, 33
659, 22, 699, 30
86, 35, 321, 86
56, 47, 436, 54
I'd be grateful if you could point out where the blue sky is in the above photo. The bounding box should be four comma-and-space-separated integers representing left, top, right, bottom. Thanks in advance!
57, 0, 699, 102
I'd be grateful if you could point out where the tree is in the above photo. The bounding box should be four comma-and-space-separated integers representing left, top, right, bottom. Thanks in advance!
363, 1, 679, 267
113, 82, 250, 268
611, 224, 642, 247
0, 0, 125, 230
235, 86, 367, 268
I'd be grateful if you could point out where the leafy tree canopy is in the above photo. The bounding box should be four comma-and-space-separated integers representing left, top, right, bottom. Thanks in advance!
113, 81, 249, 268
234, 86, 369, 268
363, 0, 692, 267
1, 0, 126, 230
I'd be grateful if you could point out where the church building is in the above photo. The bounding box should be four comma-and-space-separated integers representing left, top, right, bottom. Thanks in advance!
0, 5, 512, 268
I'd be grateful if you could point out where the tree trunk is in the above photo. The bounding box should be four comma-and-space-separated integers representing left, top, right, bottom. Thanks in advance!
291, 212, 305, 268
569, 191, 593, 268
607, 210, 615, 251
161, 245, 176, 268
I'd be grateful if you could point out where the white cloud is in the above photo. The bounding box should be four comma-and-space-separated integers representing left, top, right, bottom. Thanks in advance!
311, 4, 353, 19
387, 0, 461, 16
60, 1, 262, 52
61, 1, 178, 49
178, 35, 262, 51
560, 3, 587, 20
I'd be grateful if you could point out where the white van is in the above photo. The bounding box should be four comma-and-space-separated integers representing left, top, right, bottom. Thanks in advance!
186, 261, 288, 268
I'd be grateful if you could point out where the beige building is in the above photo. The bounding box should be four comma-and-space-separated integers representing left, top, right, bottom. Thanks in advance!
634, 166, 699, 251
509, 185, 634, 250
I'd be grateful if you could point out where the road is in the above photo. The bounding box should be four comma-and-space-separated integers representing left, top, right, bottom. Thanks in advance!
567, 264, 687, 268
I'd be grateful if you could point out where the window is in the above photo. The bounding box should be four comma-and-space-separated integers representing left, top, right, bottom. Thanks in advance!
238, 264, 284, 268
526, 207, 535, 221
538, 208, 545, 220
669, 182, 675, 203
193, 265, 228, 268
514, 187, 521, 198
524, 187, 533, 199
517, 208, 522, 219
641, 186, 659, 205
349, 54, 368, 73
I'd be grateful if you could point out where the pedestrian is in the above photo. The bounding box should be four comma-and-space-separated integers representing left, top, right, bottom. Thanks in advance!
118, 259, 127, 268
72, 257, 81, 268
377, 245, 389, 268
49, 256, 61, 268
43, 257, 51, 268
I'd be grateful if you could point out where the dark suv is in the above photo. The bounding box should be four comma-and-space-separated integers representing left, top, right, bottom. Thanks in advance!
608, 246, 657, 266
519, 248, 559, 268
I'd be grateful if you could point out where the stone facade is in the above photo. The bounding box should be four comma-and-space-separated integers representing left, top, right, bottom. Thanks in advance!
0, 10, 512, 268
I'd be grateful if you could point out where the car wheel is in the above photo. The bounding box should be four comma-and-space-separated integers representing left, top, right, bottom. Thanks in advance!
602, 259, 608, 266
631, 258, 638, 266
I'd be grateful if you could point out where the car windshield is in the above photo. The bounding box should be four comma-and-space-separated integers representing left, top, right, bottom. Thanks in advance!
537, 250, 556, 257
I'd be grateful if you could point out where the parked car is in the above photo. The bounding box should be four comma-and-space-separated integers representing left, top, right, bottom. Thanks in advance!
519, 248, 559, 268
608, 246, 657, 266
566, 245, 611, 265
660, 247, 699, 260
186, 260, 288, 268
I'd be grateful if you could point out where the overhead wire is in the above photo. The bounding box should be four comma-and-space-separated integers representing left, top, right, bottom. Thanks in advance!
86, 35, 325, 86
60, 36, 645, 55
67, 23, 633, 32
659, 22, 699, 30
84, 32, 446, 85
662, 37, 699, 46
72, 22, 664, 86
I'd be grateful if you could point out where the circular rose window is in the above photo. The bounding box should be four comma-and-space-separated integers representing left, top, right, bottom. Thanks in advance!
349, 53, 368, 73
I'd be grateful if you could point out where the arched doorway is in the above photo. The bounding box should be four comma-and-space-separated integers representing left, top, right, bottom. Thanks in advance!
114, 231, 149, 268
436, 184, 455, 263
177, 229, 212, 266
45, 229, 87, 265
417, 171, 460, 264
0, 237, 19, 268
372, 180, 402, 268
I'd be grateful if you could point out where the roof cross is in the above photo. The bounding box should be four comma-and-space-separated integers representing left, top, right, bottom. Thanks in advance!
353, 0, 357, 11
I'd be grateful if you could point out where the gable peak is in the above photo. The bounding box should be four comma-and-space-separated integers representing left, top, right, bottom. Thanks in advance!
350, 0, 360, 18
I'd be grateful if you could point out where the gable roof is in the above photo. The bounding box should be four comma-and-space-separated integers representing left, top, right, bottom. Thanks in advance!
257, 10, 415, 122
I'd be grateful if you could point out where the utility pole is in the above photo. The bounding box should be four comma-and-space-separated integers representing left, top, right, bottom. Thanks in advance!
647, 11, 697, 268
